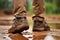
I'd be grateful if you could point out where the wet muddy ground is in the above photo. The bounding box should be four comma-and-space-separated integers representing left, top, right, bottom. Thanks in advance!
0, 26, 60, 40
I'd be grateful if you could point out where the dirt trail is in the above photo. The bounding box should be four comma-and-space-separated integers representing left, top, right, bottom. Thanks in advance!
9, 33, 28, 40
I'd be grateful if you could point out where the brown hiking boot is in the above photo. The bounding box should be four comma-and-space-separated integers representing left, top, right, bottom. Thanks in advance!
32, 16, 50, 32
8, 17, 29, 33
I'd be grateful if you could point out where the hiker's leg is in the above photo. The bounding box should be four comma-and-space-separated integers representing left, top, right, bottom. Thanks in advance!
32, 0, 44, 16
8, 0, 29, 33
32, 0, 50, 31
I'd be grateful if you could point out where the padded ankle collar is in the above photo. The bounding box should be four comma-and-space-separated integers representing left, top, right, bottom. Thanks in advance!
32, 16, 44, 19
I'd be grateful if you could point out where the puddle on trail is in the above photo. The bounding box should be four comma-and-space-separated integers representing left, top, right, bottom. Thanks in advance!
0, 27, 60, 40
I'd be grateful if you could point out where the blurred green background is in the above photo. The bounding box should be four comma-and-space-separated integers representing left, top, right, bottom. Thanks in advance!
0, 0, 60, 15
0, 0, 13, 9
45, 0, 60, 15
27, 0, 60, 15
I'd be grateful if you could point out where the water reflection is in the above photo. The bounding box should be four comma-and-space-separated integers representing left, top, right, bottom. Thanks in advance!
0, 32, 60, 40
44, 34, 55, 40
44, 32, 60, 40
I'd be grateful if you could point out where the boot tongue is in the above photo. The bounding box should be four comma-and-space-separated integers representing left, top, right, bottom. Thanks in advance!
16, 17, 26, 20
32, 16, 44, 21
16, 17, 21, 20
34, 20, 43, 24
